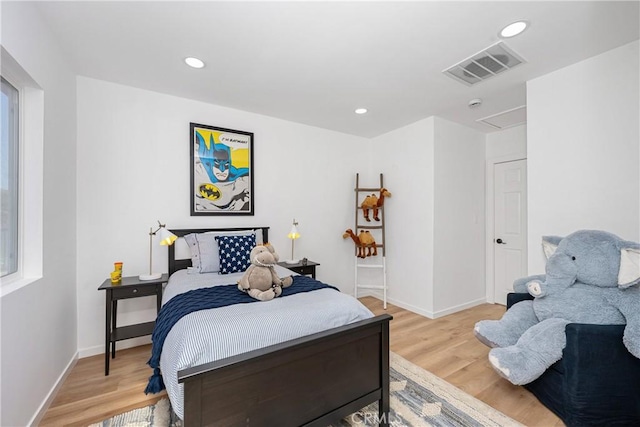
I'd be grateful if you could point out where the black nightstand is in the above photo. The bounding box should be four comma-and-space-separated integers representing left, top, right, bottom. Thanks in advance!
98, 274, 167, 376
278, 260, 320, 279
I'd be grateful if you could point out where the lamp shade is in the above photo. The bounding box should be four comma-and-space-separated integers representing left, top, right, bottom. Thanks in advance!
140, 221, 176, 281
287, 224, 300, 240
158, 227, 178, 246
286, 219, 300, 264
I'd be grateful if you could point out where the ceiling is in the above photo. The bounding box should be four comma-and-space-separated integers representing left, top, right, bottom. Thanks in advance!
33, 1, 639, 138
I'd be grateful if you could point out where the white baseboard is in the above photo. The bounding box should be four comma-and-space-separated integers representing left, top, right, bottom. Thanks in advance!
432, 297, 486, 318
31, 336, 157, 425
388, 296, 435, 318
361, 292, 487, 319
79, 335, 152, 359
29, 351, 78, 427
358, 291, 436, 318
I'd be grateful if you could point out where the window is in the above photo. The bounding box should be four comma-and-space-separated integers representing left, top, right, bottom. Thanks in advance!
1, 77, 19, 277
1, 46, 43, 295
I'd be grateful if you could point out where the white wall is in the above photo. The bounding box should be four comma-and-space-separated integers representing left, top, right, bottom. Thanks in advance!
368, 116, 486, 318
0, 3, 78, 426
433, 117, 486, 315
486, 124, 526, 160
369, 117, 436, 316
76, 77, 369, 355
527, 40, 640, 273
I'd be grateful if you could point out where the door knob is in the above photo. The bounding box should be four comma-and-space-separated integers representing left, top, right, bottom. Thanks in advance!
496, 238, 506, 244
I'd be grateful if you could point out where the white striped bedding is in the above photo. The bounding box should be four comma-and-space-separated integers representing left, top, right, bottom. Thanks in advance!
159, 267, 374, 420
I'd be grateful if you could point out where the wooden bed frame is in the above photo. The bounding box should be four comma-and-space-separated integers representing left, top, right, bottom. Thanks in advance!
167, 227, 392, 427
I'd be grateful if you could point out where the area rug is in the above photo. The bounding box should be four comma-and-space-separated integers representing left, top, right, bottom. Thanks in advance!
90, 352, 522, 427
335, 352, 523, 427
87, 397, 176, 427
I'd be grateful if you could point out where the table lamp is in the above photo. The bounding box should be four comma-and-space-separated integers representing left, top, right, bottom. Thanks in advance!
285, 219, 300, 264
139, 220, 177, 280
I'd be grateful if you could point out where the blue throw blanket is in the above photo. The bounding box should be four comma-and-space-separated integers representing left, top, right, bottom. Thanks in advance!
145, 275, 338, 393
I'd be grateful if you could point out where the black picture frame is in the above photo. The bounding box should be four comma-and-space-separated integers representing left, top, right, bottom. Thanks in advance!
190, 122, 254, 216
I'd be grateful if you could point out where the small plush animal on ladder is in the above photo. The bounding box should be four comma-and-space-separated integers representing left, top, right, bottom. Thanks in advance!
361, 188, 392, 222
343, 229, 366, 258
358, 230, 378, 257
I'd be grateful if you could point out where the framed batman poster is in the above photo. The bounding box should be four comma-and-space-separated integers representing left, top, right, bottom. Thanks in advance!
190, 122, 254, 216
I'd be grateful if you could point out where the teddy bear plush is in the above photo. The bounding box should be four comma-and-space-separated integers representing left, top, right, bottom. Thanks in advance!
237, 244, 293, 301
475, 229, 640, 385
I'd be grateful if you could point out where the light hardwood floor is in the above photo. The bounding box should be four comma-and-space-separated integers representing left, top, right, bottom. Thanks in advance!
40, 298, 563, 426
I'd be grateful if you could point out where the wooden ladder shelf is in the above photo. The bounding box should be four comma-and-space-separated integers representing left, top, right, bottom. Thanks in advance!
354, 173, 388, 309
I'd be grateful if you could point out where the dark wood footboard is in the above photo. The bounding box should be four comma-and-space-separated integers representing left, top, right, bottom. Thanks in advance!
178, 314, 392, 427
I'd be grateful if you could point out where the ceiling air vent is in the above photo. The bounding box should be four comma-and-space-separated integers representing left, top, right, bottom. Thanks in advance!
443, 42, 526, 86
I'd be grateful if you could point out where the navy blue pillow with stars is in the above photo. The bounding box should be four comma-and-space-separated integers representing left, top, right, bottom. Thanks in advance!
215, 234, 256, 274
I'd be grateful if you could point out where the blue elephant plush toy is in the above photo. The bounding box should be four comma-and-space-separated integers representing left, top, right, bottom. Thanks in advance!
475, 229, 640, 385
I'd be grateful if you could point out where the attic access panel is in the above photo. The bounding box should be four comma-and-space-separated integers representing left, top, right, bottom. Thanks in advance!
477, 105, 527, 130
443, 42, 526, 86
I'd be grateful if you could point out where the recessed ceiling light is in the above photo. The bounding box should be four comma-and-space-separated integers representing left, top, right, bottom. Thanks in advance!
355, 108, 368, 114
185, 57, 205, 69
500, 21, 528, 38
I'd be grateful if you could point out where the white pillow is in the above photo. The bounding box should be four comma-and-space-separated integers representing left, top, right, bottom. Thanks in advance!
184, 230, 262, 273
174, 237, 192, 260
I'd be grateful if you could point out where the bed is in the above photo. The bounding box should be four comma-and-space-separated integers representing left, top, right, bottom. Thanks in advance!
156, 226, 392, 426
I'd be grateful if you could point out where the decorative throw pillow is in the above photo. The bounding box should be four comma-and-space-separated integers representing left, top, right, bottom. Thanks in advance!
184, 230, 260, 273
184, 233, 220, 273
216, 234, 256, 274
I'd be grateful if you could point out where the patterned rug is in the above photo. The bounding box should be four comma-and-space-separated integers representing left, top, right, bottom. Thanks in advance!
90, 352, 522, 427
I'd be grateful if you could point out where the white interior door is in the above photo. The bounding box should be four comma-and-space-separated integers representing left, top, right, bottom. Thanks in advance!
494, 159, 527, 304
